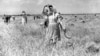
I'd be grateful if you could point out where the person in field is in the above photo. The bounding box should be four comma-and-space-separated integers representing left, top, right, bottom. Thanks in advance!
2, 15, 11, 24
41, 4, 69, 44
10, 16, 15, 22
21, 11, 27, 25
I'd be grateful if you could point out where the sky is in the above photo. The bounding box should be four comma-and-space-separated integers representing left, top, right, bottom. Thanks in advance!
0, 0, 100, 14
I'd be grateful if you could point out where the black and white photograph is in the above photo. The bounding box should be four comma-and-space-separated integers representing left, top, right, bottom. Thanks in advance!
0, 0, 100, 56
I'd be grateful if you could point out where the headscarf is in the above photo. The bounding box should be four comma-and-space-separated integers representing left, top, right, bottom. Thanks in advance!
42, 4, 54, 16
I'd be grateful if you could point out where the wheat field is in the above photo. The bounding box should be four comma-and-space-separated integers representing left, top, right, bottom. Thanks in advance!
0, 14, 100, 56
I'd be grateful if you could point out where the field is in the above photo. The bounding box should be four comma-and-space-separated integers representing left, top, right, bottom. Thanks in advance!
0, 14, 100, 56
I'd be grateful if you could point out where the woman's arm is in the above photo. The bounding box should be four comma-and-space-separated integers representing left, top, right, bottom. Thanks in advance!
57, 13, 64, 31
57, 15, 71, 39
40, 16, 49, 28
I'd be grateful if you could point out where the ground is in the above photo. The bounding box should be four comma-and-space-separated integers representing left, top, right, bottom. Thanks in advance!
0, 14, 100, 56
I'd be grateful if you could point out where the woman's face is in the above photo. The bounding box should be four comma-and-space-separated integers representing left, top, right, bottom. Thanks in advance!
44, 6, 53, 15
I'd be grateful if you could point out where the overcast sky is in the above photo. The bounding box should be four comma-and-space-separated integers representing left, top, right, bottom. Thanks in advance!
0, 0, 100, 14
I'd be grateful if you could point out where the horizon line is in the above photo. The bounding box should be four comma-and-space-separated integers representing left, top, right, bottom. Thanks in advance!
0, 13, 100, 16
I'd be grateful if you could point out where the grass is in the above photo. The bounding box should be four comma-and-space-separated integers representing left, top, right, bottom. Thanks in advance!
0, 15, 100, 56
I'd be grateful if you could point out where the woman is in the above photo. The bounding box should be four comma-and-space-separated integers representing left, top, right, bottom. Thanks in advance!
21, 11, 27, 25
42, 4, 64, 44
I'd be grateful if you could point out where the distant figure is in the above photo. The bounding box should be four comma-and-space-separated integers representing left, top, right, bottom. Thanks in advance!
10, 16, 15, 21
2, 15, 11, 24
75, 16, 77, 18
34, 16, 40, 20
95, 14, 96, 16
41, 4, 67, 44
33, 16, 36, 20
21, 11, 27, 25
34, 15, 41, 20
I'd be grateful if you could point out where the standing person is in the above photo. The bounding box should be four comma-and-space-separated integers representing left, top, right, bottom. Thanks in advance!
10, 16, 15, 21
3, 15, 11, 24
42, 4, 64, 45
21, 11, 27, 25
